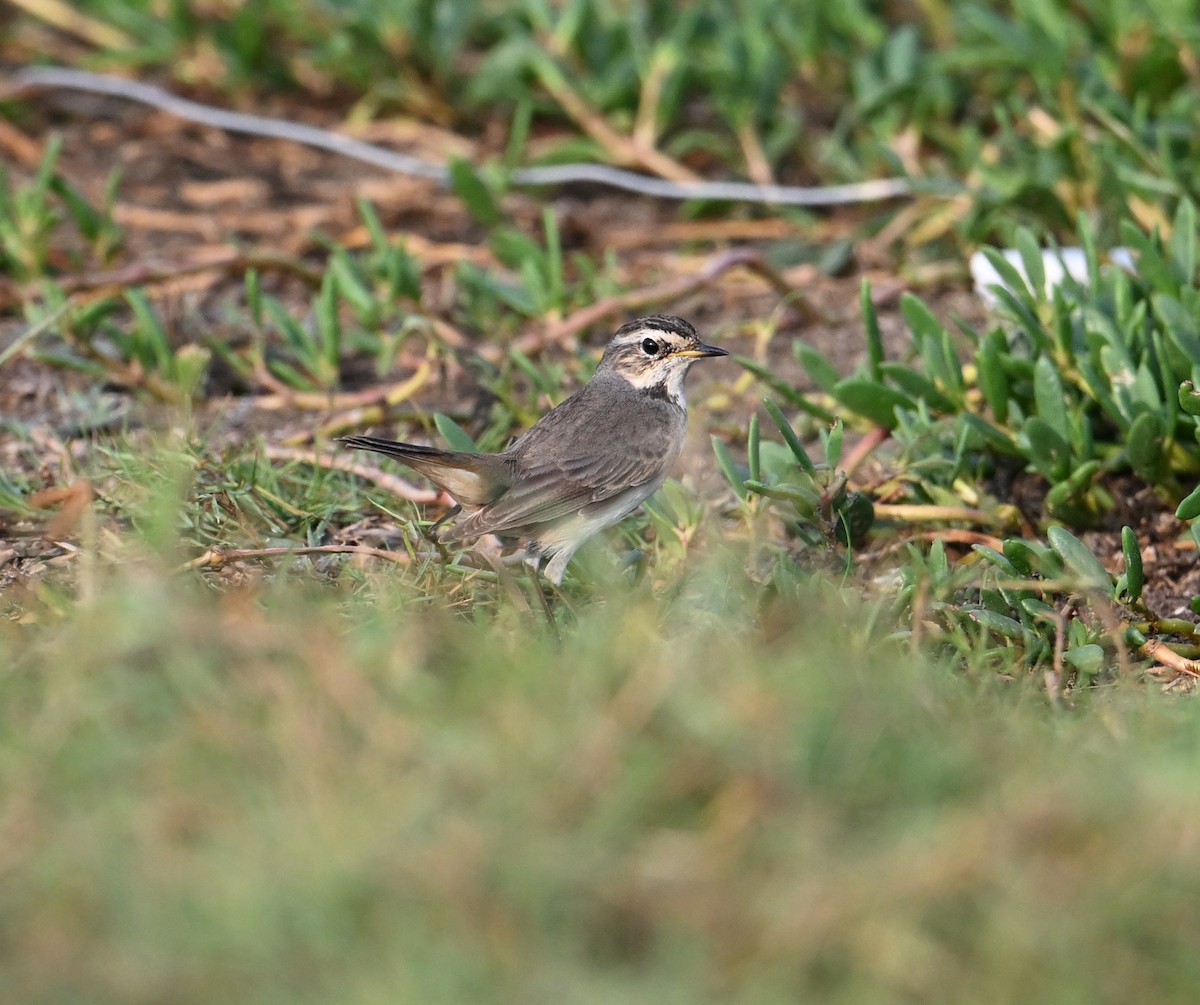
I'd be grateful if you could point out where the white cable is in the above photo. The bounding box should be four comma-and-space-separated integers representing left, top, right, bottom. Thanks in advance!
11, 66, 916, 207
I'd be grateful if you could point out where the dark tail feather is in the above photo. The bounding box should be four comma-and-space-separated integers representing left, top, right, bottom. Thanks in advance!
338, 435, 506, 506
339, 435, 464, 465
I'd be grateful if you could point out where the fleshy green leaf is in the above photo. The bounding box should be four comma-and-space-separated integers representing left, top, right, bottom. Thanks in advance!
1020, 416, 1072, 482
1176, 482, 1200, 521
1170, 199, 1197, 279
977, 329, 1010, 424
763, 399, 816, 475
434, 413, 480, 453
1033, 355, 1070, 442
1121, 525, 1144, 601
794, 343, 840, 393
747, 414, 761, 484
1047, 525, 1111, 589
1014, 228, 1046, 303
972, 545, 1021, 577
966, 608, 1029, 642
1063, 644, 1106, 678
711, 435, 747, 500
861, 280, 884, 382
449, 158, 502, 227
1126, 412, 1165, 483
1179, 381, 1200, 417
900, 292, 946, 350
879, 363, 956, 412
833, 379, 915, 429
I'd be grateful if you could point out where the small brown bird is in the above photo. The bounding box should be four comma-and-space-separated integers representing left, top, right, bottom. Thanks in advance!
340, 315, 727, 583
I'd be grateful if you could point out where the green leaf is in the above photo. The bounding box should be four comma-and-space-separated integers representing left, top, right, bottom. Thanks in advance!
879, 363, 956, 412
1020, 416, 1072, 482
927, 537, 948, 580
1121, 526, 1144, 602
1124, 625, 1149, 647
735, 356, 838, 423
794, 342, 840, 393
1019, 596, 1057, 620
1170, 199, 1197, 280
267, 359, 315, 392
434, 413, 479, 453
980, 247, 1035, 309
1032, 355, 1070, 441
972, 544, 1021, 577
50, 174, 105, 240
1176, 482, 1200, 521
329, 251, 377, 323
747, 414, 761, 485
1003, 539, 1037, 576
449, 158, 502, 228
976, 329, 1010, 424
711, 435, 747, 500
958, 413, 1020, 454
965, 608, 1029, 643
124, 289, 172, 374
490, 227, 542, 270
833, 378, 915, 429
1063, 644, 1105, 678
745, 479, 821, 511
899, 292, 945, 350
1126, 412, 1165, 483
356, 197, 389, 254
245, 269, 262, 328
263, 295, 310, 355
763, 399, 816, 475
31, 132, 62, 202
1014, 227, 1046, 303
861, 280, 884, 382
504, 97, 533, 169
1179, 381, 1200, 417
1047, 525, 1111, 589
1152, 294, 1200, 362
825, 421, 844, 469
1076, 211, 1100, 287
1063, 460, 1102, 494
1118, 219, 1179, 292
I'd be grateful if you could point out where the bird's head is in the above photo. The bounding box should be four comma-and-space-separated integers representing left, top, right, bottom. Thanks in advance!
597, 315, 728, 403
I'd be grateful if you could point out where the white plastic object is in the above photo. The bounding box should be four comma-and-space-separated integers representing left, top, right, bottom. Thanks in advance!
969, 247, 1135, 308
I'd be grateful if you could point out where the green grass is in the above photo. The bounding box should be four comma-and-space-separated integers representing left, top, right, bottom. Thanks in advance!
4, 1, 1200, 1001
7, 549, 1200, 1004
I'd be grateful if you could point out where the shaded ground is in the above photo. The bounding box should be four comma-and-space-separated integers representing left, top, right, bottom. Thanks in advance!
1, 81, 1195, 618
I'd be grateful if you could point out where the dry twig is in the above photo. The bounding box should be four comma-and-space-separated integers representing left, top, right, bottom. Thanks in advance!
179, 544, 412, 572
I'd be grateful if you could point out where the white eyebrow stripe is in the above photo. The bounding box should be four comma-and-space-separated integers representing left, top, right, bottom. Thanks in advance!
609, 328, 689, 349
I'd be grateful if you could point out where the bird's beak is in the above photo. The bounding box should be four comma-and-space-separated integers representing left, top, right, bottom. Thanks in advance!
674, 343, 729, 359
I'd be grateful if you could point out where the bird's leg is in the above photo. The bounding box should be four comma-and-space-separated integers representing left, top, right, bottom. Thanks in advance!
421, 505, 461, 564
517, 551, 557, 636
428, 503, 461, 535
475, 543, 532, 613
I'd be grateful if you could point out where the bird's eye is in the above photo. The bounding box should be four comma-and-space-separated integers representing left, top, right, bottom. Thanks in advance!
641, 338, 660, 355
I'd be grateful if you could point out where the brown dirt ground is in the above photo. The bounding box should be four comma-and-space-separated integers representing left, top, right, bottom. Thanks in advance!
1, 83, 1196, 621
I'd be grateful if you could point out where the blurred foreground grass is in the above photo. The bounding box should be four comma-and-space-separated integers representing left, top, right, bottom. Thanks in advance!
6, 513, 1200, 1003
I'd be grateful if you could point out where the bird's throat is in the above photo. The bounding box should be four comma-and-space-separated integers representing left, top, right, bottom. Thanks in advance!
620, 363, 689, 407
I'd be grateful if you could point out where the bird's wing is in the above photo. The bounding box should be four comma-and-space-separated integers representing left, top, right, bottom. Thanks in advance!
441, 434, 674, 540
